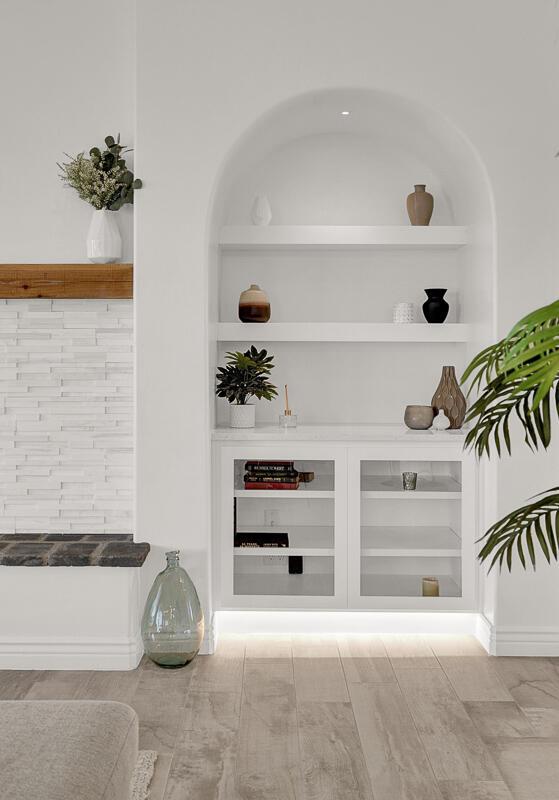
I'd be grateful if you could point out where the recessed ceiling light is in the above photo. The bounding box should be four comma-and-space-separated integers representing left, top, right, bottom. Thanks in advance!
341, 110, 351, 116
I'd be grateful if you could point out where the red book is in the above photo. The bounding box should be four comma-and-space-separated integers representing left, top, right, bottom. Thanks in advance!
244, 481, 300, 490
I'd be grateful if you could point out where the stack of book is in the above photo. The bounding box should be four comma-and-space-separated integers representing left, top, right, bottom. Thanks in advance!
244, 460, 299, 490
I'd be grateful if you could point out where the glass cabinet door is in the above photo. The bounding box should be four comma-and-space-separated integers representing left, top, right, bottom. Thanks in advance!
348, 449, 475, 610
217, 447, 348, 609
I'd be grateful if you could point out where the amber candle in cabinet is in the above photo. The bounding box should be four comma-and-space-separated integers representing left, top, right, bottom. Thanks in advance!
422, 577, 440, 597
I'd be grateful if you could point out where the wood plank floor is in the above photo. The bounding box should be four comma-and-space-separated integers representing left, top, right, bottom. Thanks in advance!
2, 635, 559, 799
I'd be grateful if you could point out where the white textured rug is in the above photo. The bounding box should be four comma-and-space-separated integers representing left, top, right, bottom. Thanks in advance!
131, 750, 158, 800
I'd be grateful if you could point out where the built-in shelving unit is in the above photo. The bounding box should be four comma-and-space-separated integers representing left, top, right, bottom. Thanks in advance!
217, 322, 471, 343
219, 225, 468, 250
212, 96, 492, 617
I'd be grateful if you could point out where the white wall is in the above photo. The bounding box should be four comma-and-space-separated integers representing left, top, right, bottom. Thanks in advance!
0, 0, 135, 263
136, 0, 559, 649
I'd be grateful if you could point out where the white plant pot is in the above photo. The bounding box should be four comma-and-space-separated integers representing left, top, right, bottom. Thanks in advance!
230, 404, 255, 428
86, 209, 122, 263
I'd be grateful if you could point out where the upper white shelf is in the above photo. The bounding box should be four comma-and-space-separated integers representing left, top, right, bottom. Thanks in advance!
219, 225, 468, 250
217, 322, 471, 343
235, 473, 334, 499
361, 474, 462, 499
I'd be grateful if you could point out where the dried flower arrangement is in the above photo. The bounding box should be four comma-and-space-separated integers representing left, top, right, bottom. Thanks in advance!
58, 134, 142, 210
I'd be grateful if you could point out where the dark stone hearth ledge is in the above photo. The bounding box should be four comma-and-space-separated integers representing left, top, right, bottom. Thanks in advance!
0, 534, 149, 567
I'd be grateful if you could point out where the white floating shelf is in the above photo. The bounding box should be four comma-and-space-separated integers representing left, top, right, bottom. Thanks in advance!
217, 322, 471, 343
361, 474, 461, 499
361, 526, 461, 557
234, 572, 334, 597
235, 473, 334, 499
234, 525, 334, 557
219, 225, 468, 250
360, 573, 461, 598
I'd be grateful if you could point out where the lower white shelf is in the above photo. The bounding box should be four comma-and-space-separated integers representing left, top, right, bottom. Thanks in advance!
361, 526, 461, 557
234, 525, 334, 556
234, 572, 334, 597
360, 573, 461, 598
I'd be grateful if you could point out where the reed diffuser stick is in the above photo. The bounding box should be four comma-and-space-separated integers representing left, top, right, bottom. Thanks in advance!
284, 384, 291, 416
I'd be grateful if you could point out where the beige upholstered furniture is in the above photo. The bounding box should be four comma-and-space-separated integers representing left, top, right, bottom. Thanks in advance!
0, 700, 138, 800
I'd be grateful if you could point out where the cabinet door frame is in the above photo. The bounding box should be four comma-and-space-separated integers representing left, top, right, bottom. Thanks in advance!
214, 443, 348, 610
347, 443, 477, 611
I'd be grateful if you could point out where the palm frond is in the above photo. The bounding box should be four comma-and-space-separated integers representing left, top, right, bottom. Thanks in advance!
462, 299, 559, 456
464, 376, 553, 457
478, 488, 559, 571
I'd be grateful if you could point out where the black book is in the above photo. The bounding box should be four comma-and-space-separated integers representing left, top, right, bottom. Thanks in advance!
244, 472, 299, 483
234, 531, 289, 548
245, 461, 295, 474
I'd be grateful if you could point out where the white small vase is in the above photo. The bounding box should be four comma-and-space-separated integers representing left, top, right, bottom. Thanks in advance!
432, 409, 451, 431
230, 404, 256, 428
251, 194, 272, 226
86, 209, 122, 263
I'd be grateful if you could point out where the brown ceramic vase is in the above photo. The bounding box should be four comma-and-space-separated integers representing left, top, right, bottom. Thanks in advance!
238, 284, 271, 323
431, 366, 467, 429
406, 184, 434, 226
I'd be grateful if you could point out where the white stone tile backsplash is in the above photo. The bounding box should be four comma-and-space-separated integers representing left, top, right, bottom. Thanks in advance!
0, 299, 133, 533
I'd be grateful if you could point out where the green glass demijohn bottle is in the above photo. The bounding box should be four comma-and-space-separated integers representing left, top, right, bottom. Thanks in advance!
141, 551, 204, 668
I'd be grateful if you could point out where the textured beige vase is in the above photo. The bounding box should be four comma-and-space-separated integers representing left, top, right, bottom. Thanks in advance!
431, 366, 467, 429
406, 184, 434, 226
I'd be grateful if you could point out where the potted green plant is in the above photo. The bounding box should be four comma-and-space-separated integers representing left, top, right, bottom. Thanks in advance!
463, 299, 559, 570
58, 134, 142, 263
215, 346, 277, 428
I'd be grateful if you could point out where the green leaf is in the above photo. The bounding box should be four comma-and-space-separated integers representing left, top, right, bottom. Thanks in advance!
478, 489, 559, 571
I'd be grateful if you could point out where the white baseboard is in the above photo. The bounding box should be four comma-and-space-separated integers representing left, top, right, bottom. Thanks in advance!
491, 626, 559, 656
0, 635, 143, 670
475, 614, 494, 654
201, 616, 217, 654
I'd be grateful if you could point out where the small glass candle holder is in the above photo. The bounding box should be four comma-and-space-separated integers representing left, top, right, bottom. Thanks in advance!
279, 413, 297, 428
402, 471, 417, 490
422, 577, 440, 597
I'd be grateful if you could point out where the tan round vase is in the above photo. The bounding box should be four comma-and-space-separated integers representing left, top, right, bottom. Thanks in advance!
238, 284, 271, 323
404, 405, 434, 430
431, 366, 467, 429
406, 184, 434, 226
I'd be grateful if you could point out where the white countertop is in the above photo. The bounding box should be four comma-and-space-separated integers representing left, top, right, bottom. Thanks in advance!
211, 423, 468, 443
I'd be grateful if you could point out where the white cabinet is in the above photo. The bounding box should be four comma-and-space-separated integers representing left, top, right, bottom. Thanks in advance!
213, 431, 476, 612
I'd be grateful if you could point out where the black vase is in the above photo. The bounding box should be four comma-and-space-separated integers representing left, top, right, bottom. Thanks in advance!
422, 288, 449, 323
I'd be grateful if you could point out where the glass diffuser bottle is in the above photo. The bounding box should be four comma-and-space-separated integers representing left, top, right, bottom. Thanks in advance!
141, 550, 204, 668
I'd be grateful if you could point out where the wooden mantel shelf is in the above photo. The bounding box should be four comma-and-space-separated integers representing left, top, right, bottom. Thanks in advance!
0, 263, 133, 299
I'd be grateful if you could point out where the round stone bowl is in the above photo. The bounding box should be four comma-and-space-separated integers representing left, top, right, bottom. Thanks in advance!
404, 405, 434, 430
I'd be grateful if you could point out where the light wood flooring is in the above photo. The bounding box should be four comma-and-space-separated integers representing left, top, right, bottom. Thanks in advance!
2, 634, 559, 799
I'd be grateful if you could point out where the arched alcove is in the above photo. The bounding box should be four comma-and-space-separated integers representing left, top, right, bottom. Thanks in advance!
209, 88, 495, 427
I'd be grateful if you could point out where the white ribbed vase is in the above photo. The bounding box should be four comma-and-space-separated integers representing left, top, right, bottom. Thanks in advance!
230, 404, 255, 428
86, 209, 122, 263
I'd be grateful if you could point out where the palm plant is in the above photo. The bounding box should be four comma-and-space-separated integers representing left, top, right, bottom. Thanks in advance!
462, 299, 559, 571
